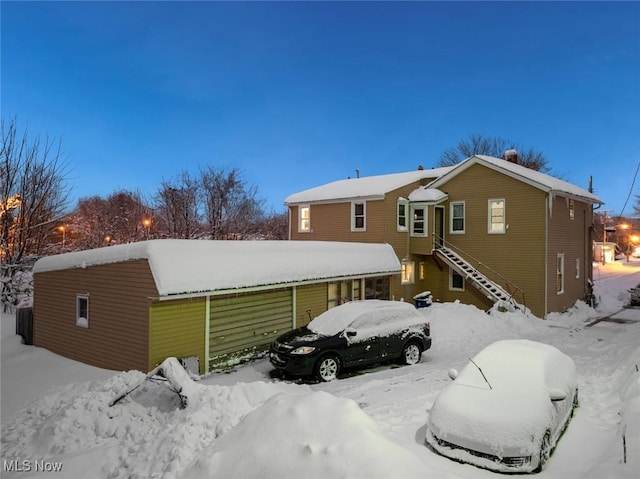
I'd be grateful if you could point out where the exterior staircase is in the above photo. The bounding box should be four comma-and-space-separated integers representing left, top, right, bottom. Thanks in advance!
434, 247, 522, 311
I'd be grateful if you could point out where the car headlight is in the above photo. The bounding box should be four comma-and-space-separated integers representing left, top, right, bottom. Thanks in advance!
291, 346, 316, 355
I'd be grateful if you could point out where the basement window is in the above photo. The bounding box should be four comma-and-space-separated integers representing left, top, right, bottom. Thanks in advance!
76, 294, 89, 328
449, 269, 465, 291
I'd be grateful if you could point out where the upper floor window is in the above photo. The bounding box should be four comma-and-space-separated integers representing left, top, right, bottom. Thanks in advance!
76, 294, 89, 328
298, 205, 311, 233
569, 199, 575, 219
488, 199, 505, 234
450, 201, 465, 234
351, 202, 366, 231
411, 205, 426, 236
397, 199, 408, 231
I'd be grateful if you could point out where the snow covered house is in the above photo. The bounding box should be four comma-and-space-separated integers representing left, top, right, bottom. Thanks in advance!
32, 240, 401, 373
286, 155, 603, 317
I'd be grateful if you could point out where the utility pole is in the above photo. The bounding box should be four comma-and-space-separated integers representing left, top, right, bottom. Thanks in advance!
601, 210, 613, 265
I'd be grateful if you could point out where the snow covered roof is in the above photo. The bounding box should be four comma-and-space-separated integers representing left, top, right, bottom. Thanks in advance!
428, 155, 603, 204
32, 240, 401, 299
284, 168, 454, 205
408, 187, 448, 203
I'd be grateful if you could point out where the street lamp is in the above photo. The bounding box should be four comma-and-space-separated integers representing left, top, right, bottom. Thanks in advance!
142, 218, 151, 239
58, 225, 66, 248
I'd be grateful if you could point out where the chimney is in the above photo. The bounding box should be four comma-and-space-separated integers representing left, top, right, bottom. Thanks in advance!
503, 149, 519, 164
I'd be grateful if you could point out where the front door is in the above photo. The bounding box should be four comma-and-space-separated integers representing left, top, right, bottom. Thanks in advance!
434, 206, 445, 249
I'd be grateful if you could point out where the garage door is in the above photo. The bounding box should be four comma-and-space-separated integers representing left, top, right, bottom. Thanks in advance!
209, 289, 293, 361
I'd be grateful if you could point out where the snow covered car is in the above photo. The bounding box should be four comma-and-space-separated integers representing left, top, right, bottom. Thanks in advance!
269, 300, 431, 382
426, 339, 578, 473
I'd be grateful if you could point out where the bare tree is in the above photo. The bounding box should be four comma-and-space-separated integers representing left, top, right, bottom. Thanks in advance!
200, 166, 264, 240
438, 134, 550, 172
155, 172, 202, 239
1, 118, 70, 310
68, 190, 151, 249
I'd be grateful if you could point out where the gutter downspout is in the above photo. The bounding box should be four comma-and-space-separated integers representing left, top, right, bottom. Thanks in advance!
205, 295, 210, 373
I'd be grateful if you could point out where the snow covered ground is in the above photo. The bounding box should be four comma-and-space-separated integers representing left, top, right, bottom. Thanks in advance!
1, 259, 639, 478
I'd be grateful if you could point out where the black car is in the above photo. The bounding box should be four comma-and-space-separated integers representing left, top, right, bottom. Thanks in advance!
269, 300, 432, 381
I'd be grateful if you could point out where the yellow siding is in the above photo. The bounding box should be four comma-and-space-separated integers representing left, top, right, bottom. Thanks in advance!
546, 196, 593, 314
149, 298, 206, 373
295, 283, 328, 327
209, 290, 293, 363
434, 163, 548, 316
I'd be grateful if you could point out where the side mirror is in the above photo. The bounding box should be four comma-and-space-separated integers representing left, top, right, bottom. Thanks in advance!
344, 328, 357, 338
548, 388, 567, 402
448, 369, 458, 380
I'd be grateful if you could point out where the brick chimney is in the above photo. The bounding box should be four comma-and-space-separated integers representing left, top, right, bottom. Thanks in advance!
502, 149, 519, 164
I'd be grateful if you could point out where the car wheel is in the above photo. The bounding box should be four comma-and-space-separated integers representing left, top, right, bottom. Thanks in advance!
572, 389, 579, 416
315, 355, 340, 382
402, 341, 422, 365
536, 430, 552, 472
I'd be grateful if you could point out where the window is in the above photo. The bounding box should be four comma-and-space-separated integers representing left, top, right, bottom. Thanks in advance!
397, 199, 408, 231
569, 199, 575, 219
76, 294, 89, 328
419, 262, 425, 280
411, 206, 426, 236
351, 202, 366, 231
298, 205, 310, 233
365, 277, 390, 299
401, 261, 415, 285
450, 201, 465, 233
488, 199, 505, 234
575, 258, 580, 279
557, 253, 565, 294
450, 269, 464, 291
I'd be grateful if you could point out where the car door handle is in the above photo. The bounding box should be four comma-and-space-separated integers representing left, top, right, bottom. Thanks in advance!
365, 345, 371, 351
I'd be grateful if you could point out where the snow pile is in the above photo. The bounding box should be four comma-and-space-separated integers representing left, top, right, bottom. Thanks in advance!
1, 370, 306, 478
183, 391, 428, 479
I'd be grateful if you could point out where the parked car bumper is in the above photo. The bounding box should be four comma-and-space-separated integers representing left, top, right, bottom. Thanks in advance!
269, 349, 318, 377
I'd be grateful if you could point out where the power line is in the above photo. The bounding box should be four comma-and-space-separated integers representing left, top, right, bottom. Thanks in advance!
618, 161, 640, 218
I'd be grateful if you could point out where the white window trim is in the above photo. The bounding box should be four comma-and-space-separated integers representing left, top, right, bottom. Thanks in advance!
410, 204, 428, 237
449, 268, 465, 291
575, 257, 580, 279
569, 199, 575, 220
401, 260, 415, 285
488, 198, 506, 234
557, 253, 565, 294
397, 198, 408, 232
351, 201, 366, 232
298, 205, 311, 233
450, 201, 465, 234
76, 294, 89, 328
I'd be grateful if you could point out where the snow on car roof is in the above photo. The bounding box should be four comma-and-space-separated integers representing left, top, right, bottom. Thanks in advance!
307, 299, 423, 337
284, 167, 454, 204
32, 240, 401, 298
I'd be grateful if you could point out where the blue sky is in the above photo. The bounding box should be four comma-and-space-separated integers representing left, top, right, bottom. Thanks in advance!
3, 1, 639, 216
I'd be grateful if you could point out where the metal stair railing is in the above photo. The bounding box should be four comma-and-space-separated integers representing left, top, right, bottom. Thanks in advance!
432, 235, 526, 311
